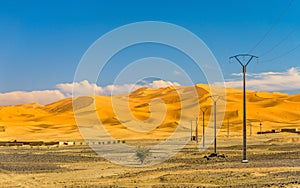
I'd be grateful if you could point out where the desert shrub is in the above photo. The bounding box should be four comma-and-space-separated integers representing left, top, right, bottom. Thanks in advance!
136, 146, 150, 164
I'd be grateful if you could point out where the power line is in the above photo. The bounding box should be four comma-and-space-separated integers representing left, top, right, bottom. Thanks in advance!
260, 43, 300, 63
259, 25, 299, 57
248, 0, 293, 53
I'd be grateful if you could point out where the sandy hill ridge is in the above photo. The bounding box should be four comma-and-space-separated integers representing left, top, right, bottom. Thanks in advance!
0, 84, 299, 141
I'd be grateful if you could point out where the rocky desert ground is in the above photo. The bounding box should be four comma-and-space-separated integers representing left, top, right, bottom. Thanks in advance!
0, 132, 299, 187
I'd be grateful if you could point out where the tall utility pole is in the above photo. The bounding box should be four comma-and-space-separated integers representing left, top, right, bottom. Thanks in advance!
195, 118, 198, 143
200, 107, 208, 148
210, 95, 220, 154
229, 54, 258, 163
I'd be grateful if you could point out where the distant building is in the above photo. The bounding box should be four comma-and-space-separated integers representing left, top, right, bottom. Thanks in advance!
0, 126, 5, 132
280, 128, 299, 133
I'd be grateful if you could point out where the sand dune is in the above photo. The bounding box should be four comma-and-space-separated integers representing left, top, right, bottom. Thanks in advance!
0, 84, 299, 141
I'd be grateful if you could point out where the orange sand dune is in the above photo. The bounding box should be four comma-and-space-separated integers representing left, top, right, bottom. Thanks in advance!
0, 84, 299, 141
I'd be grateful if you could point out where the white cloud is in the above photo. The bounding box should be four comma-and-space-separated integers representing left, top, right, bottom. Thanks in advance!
147, 80, 180, 89
173, 70, 182, 75
0, 80, 181, 106
58, 80, 180, 96
101, 83, 141, 95
2, 66, 300, 106
0, 90, 65, 106
231, 73, 243, 77
219, 67, 300, 92
57, 80, 104, 97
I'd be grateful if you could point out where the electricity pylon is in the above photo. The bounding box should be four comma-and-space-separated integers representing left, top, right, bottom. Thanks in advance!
227, 118, 230, 137
200, 107, 208, 148
260, 121, 262, 134
229, 54, 258, 163
249, 122, 252, 136
195, 118, 199, 143
210, 95, 220, 154
190, 120, 193, 141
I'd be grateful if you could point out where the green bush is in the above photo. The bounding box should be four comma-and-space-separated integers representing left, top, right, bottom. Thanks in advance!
136, 146, 150, 164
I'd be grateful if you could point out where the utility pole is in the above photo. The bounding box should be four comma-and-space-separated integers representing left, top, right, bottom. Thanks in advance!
227, 118, 230, 137
195, 118, 198, 143
190, 120, 193, 141
210, 95, 220, 154
260, 121, 262, 134
229, 54, 258, 163
200, 107, 207, 148
249, 122, 252, 136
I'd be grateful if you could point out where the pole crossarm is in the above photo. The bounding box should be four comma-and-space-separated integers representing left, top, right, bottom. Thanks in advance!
200, 107, 208, 113
229, 54, 258, 66
210, 95, 220, 102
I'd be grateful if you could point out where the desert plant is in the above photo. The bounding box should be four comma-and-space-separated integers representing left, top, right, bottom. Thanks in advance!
136, 146, 150, 164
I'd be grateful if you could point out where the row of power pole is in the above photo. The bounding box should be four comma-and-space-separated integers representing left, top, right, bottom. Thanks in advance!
190, 96, 219, 154
190, 107, 208, 149
191, 116, 263, 147
191, 53, 259, 163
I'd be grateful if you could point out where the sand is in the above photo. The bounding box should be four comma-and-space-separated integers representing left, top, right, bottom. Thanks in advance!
0, 84, 299, 187
0, 84, 299, 141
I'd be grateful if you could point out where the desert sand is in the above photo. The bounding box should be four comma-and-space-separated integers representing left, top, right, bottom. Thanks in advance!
0, 84, 299, 141
0, 84, 299, 187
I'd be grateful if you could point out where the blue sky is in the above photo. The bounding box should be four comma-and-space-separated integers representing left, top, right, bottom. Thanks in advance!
1, 0, 300, 104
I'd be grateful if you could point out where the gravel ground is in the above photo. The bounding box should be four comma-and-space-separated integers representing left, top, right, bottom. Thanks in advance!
0, 138, 299, 187
0, 146, 104, 173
